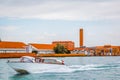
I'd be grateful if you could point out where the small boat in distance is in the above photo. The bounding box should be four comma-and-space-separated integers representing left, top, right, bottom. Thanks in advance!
7, 56, 65, 74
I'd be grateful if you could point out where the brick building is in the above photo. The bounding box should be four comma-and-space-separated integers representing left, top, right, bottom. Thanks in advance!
52, 41, 74, 51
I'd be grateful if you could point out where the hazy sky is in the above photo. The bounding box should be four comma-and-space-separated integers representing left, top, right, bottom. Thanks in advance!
0, 0, 120, 47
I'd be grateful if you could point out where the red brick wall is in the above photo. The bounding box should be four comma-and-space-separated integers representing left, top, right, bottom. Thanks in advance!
0, 53, 36, 58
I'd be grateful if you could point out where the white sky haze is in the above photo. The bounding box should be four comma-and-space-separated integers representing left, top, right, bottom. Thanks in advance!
0, 0, 120, 47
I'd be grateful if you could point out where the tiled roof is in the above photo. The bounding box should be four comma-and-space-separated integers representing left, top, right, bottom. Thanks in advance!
52, 41, 74, 43
30, 43, 54, 49
74, 47, 85, 50
93, 45, 120, 49
0, 41, 26, 49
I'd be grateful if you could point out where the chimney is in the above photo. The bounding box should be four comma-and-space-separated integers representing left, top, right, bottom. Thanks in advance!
79, 28, 83, 47
0, 38, 1, 42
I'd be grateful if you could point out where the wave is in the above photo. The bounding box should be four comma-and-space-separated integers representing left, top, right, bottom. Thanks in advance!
33, 65, 74, 73
69, 63, 120, 72
29, 63, 120, 73
69, 64, 103, 71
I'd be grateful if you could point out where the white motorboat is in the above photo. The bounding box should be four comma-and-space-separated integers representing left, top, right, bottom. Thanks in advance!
7, 56, 65, 74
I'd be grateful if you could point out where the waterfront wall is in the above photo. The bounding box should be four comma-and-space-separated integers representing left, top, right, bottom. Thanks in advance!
0, 53, 85, 58
0, 53, 120, 58
38, 53, 86, 57
0, 53, 36, 58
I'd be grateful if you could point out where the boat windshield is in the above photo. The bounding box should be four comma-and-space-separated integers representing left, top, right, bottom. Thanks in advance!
44, 59, 57, 63
20, 56, 35, 63
35, 57, 64, 64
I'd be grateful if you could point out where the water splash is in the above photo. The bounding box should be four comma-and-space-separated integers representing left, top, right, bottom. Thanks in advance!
69, 64, 104, 71
29, 64, 99, 73
34, 63, 120, 73
69, 63, 120, 72
33, 65, 74, 73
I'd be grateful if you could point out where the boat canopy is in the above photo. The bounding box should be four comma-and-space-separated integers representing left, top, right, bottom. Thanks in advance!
20, 56, 35, 63
19, 56, 64, 65
35, 57, 64, 65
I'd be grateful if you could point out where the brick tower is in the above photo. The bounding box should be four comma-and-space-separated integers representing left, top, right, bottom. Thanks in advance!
80, 28, 83, 47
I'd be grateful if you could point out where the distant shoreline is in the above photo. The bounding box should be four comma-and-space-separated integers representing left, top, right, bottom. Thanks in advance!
0, 53, 36, 58
0, 53, 119, 58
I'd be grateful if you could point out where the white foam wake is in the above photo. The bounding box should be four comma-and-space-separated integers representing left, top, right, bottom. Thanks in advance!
31, 64, 105, 73
33, 65, 74, 73
28, 62, 120, 74
68, 64, 104, 71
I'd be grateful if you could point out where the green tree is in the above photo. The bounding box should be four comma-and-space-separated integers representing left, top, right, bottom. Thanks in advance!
54, 44, 70, 54
32, 50, 38, 54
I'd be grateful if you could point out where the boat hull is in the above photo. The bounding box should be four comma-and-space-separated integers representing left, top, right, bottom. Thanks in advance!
7, 62, 65, 74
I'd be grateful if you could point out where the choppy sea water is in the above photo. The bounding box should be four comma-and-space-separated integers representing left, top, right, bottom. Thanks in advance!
0, 56, 120, 80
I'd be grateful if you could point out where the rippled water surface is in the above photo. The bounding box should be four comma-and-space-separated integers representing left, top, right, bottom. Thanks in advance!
0, 56, 120, 80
